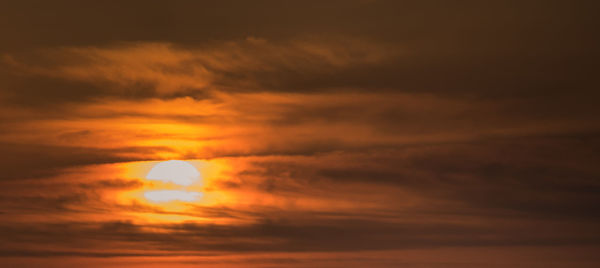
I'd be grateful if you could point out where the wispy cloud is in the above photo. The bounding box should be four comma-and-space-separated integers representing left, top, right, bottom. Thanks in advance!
1, 1, 599, 265
5, 37, 397, 99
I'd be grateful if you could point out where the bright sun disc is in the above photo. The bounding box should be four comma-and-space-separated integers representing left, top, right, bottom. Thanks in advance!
145, 160, 200, 186
144, 190, 202, 202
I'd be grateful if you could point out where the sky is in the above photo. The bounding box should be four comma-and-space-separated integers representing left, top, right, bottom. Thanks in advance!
1, 1, 599, 267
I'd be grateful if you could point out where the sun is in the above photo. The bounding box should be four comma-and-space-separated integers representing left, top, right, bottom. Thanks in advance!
144, 190, 201, 202
145, 160, 200, 186
144, 160, 203, 203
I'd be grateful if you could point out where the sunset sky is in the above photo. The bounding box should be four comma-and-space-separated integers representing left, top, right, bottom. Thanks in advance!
1, 1, 600, 267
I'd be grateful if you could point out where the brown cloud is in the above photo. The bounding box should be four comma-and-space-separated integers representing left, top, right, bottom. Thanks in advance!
4, 38, 396, 100
1, 1, 600, 267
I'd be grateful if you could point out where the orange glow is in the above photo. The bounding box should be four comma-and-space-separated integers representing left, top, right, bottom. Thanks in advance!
109, 160, 233, 222
2, 6, 598, 265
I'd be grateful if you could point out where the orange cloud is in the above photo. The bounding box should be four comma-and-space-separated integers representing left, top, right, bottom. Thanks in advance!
6, 37, 398, 96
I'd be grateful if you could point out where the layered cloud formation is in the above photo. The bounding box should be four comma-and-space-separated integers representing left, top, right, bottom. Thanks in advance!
1, 1, 599, 267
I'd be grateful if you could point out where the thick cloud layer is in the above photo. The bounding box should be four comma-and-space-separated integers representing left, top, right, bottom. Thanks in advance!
0, 1, 599, 267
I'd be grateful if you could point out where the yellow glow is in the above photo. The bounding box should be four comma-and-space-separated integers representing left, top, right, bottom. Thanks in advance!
108, 159, 237, 224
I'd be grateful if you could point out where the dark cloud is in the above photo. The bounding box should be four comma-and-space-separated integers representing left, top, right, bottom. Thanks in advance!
1, 1, 599, 267
0, 192, 90, 213
0, 142, 171, 180
1, 216, 598, 258
236, 135, 600, 220
2, 1, 599, 102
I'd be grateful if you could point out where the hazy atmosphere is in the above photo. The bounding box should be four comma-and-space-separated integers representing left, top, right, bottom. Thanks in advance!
1, 1, 599, 267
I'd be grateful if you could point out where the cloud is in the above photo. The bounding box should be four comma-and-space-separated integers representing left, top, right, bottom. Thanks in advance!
226, 135, 600, 220
0, 142, 171, 181
1, 216, 598, 258
3, 37, 397, 102
0, 2, 599, 266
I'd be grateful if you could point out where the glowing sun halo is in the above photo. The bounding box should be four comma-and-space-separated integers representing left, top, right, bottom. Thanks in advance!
144, 160, 202, 203
145, 160, 200, 186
